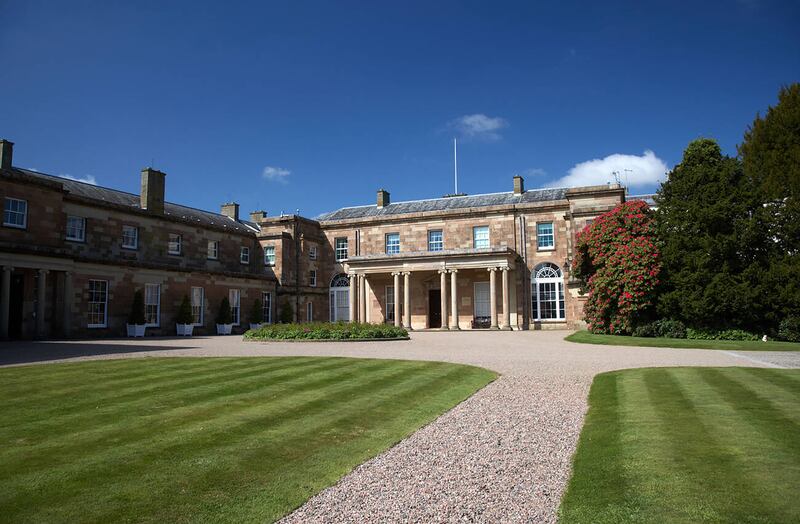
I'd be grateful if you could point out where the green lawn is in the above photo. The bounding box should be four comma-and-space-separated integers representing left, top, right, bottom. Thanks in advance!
559, 367, 800, 523
566, 330, 800, 351
0, 357, 495, 523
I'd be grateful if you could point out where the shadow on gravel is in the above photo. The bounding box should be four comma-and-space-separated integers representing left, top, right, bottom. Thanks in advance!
0, 339, 198, 366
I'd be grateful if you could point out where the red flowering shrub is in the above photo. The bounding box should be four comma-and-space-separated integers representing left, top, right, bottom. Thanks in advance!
572, 200, 661, 334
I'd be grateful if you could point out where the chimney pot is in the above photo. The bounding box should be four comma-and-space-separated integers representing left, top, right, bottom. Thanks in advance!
140, 168, 166, 214
377, 189, 390, 208
0, 139, 14, 170
221, 202, 240, 221
513, 175, 525, 195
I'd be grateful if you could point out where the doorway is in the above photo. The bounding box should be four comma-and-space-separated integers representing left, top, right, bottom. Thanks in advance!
428, 289, 441, 328
9, 273, 24, 339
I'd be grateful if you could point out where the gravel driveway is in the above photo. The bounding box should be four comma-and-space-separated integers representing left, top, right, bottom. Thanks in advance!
2, 331, 795, 523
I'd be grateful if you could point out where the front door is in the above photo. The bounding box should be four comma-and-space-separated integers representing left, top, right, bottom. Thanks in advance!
428, 289, 441, 328
9, 274, 24, 339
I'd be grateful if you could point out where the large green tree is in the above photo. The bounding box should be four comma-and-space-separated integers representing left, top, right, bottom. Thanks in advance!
655, 139, 762, 330
738, 83, 800, 326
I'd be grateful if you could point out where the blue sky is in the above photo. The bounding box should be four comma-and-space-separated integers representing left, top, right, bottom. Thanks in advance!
2, 1, 798, 217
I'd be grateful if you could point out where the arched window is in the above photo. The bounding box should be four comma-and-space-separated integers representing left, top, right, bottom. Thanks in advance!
329, 273, 350, 321
532, 262, 565, 320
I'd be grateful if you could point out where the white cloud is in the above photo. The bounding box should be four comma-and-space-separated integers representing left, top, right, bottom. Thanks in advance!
548, 150, 668, 189
522, 167, 547, 178
449, 114, 508, 141
62, 174, 97, 185
262, 166, 290, 184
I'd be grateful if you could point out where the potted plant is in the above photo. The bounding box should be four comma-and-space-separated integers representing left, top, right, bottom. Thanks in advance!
216, 296, 233, 335
175, 295, 194, 336
126, 290, 147, 337
249, 298, 264, 331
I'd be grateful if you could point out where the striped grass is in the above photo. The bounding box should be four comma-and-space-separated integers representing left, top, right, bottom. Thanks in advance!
0, 357, 495, 523
559, 367, 800, 523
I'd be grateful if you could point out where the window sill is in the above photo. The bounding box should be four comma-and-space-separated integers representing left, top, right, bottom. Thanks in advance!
66, 238, 85, 243
122, 246, 139, 251
87, 324, 107, 329
3, 223, 26, 229
537, 247, 556, 252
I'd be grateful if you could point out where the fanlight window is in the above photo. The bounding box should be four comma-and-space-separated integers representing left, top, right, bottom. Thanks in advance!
532, 263, 565, 320
329, 273, 350, 322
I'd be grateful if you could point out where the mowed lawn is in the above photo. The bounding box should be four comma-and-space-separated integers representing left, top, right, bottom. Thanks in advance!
560, 367, 800, 523
566, 330, 800, 351
0, 357, 495, 523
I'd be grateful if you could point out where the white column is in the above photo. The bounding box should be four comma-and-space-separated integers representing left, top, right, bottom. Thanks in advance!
488, 267, 498, 330
63, 271, 73, 337
501, 266, 511, 330
359, 274, 367, 323
348, 273, 356, 323
403, 271, 412, 330
0, 266, 11, 339
449, 269, 459, 330
392, 272, 401, 327
439, 269, 449, 330
36, 269, 48, 338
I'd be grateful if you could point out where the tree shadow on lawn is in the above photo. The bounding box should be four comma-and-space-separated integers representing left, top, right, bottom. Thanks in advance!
0, 338, 202, 366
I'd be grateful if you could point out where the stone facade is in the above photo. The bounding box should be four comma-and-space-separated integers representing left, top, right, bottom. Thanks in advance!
1, 138, 625, 338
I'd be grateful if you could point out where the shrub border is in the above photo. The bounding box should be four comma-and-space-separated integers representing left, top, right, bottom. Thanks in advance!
243, 335, 410, 343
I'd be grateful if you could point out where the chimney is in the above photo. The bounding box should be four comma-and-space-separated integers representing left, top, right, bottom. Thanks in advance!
0, 139, 13, 170
221, 202, 240, 221
140, 168, 166, 214
513, 175, 525, 195
377, 189, 390, 208
249, 210, 267, 223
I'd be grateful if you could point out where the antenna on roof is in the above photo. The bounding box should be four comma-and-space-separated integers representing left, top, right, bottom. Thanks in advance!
453, 138, 458, 194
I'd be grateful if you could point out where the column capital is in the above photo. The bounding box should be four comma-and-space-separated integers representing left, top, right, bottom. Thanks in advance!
500, 265, 510, 272
437, 269, 448, 275
2, 266, 13, 273
448, 268, 458, 274
486, 267, 498, 273
391, 271, 402, 277
401, 271, 412, 276
38, 269, 50, 275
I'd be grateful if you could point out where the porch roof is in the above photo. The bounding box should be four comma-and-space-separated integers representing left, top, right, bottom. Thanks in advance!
344, 247, 517, 274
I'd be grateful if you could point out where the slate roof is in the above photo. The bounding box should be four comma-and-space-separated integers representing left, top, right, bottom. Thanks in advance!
15, 168, 260, 234
316, 187, 569, 222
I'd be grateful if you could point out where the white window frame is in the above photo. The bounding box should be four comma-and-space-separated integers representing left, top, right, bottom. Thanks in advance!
385, 232, 400, 254
532, 263, 565, 321
168, 233, 182, 255
3, 197, 27, 229
66, 215, 86, 242
473, 225, 489, 249
309, 246, 317, 260
309, 270, 317, 287
428, 229, 443, 252
307, 301, 313, 322
334, 237, 348, 261
87, 279, 108, 328
329, 274, 350, 322
144, 283, 161, 327
261, 291, 272, 324
207, 240, 219, 260
122, 225, 138, 250
385, 285, 404, 323
537, 222, 555, 250
240, 246, 250, 264
263, 245, 275, 266
191, 287, 204, 326
229, 289, 241, 325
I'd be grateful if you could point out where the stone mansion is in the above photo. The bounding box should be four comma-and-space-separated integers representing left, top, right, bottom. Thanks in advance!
0, 139, 626, 339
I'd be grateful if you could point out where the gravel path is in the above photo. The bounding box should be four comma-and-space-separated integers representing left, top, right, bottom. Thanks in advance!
2, 331, 794, 522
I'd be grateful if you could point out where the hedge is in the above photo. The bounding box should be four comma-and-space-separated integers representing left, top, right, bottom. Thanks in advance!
244, 321, 409, 341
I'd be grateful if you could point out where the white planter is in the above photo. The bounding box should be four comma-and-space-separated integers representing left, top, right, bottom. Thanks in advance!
127, 324, 146, 337
176, 324, 194, 336
216, 323, 233, 335
249, 323, 263, 331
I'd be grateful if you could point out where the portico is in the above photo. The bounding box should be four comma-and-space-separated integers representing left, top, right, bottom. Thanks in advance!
344, 247, 518, 331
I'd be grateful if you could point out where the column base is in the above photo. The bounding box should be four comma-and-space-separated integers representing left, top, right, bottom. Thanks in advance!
449, 326, 461, 330
439, 326, 450, 331
490, 325, 500, 330
500, 326, 512, 331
